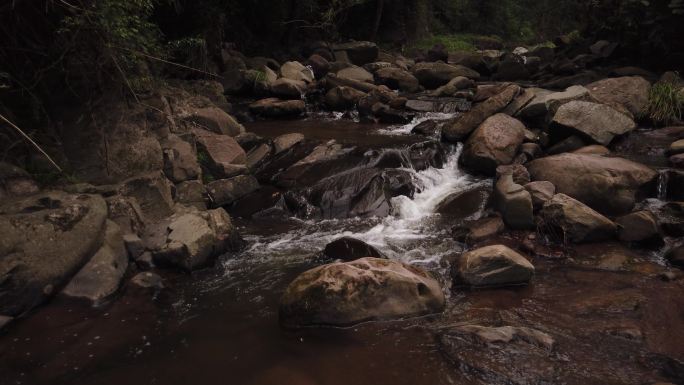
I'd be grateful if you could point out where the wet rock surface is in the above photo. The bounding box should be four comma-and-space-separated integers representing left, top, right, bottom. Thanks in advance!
279, 257, 445, 327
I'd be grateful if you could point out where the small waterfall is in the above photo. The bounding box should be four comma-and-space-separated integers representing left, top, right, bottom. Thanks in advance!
657, 169, 670, 200
240, 145, 485, 266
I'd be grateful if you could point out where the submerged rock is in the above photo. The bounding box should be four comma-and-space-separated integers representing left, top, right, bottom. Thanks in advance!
0, 192, 108, 316
439, 324, 556, 385
527, 153, 658, 216
279, 257, 445, 327
541, 194, 617, 243
454, 245, 535, 287
322, 237, 385, 261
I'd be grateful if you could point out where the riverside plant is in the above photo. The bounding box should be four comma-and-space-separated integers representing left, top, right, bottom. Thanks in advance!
647, 80, 684, 126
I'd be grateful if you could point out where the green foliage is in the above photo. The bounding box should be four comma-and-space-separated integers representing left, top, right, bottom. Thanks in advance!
647, 79, 684, 125
408, 34, 478, 53
57, 0, 162, 93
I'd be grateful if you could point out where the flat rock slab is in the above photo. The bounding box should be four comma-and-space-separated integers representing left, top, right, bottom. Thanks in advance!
551, 100, 636, 145
0, 192, 108, 316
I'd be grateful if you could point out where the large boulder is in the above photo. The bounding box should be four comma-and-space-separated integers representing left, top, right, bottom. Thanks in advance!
443, 84, 519, 142
541, 194, 617, 243
412, 62, 480, 89
332, 41, 379, 65
194, 128, 247, 179
550, 101, 636, 145
0, 192, 108, 316
61, 220, 128, 304
184, 107, 245, 137
460, 113, 525, 175
279, 257, 445, 327
586, 76, 651, 117
375, 67, 421, 93
454, 245, 535, 287
322, 237, 385, 261
149, 208, 242, 271
249, 98, 306, 118
527, 153, 658, 216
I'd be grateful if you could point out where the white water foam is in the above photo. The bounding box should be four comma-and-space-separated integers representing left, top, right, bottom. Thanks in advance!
238, 145, 485, 267
378, 112, 456, 136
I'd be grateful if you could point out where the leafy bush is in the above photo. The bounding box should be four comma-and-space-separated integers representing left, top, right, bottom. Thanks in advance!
647, 79, 684, 125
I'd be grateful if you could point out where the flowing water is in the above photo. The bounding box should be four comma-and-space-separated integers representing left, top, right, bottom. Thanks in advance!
1, 117, 684, 385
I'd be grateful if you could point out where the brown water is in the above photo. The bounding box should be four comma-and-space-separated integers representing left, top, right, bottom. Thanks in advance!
1, 118, 684, 385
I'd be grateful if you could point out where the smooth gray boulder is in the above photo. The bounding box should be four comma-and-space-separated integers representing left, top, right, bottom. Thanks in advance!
527, 153, 658, 216
279, 257, 445, 327
550, 101, 636, 145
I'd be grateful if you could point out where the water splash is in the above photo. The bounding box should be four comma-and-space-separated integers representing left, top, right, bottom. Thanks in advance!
378, 112, 456, 136
234, 145, 484, 267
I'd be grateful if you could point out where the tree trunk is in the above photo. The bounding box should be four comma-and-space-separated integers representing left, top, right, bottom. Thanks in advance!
371, 0, 385, 41
405, 0, 430, 41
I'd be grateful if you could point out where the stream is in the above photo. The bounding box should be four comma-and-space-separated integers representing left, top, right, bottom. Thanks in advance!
1, 116, 684, 385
